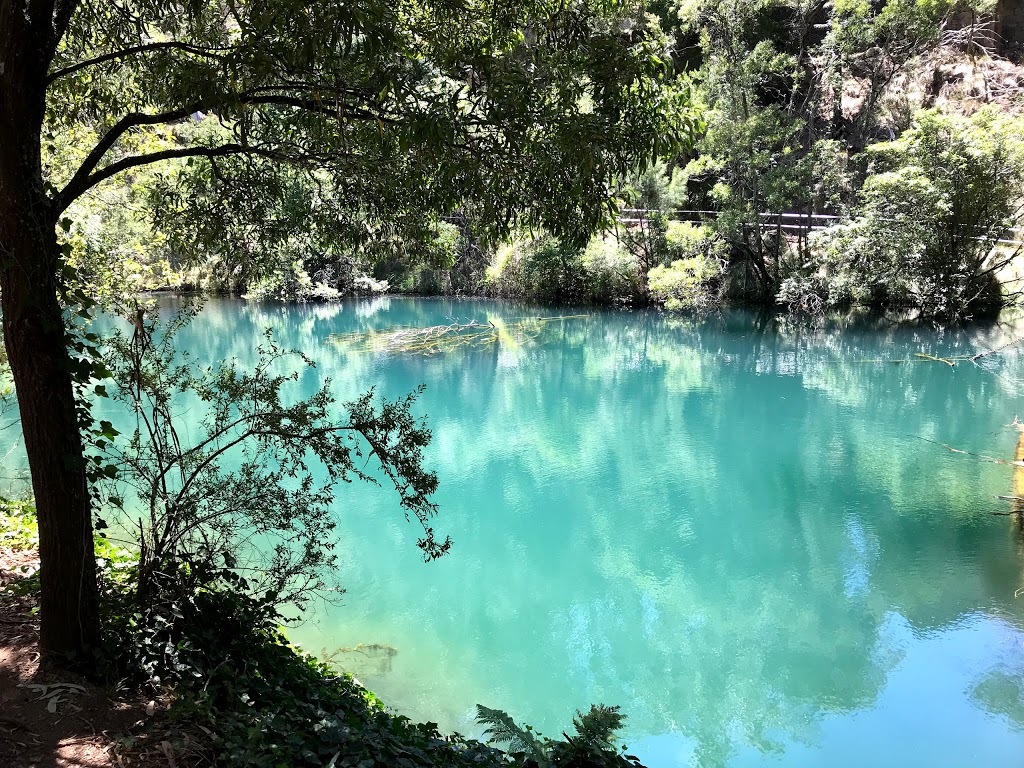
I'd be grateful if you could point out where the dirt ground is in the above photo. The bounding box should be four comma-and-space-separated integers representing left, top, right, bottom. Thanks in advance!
0, 548, 154, 768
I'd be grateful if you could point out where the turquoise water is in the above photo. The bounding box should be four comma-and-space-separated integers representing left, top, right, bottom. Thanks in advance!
6, 296, 1024, 766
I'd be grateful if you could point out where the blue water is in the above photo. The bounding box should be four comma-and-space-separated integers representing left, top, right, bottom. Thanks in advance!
5, 296, 1024, 766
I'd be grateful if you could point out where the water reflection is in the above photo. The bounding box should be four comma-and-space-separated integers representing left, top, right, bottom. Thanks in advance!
4, 297, 1024, 766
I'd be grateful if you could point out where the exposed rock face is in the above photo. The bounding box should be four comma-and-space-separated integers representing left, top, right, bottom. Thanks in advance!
946, 2, 1024, 55
997, 0, 1024, 51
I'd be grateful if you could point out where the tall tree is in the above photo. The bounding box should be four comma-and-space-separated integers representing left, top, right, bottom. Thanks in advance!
0, 0, 694, 662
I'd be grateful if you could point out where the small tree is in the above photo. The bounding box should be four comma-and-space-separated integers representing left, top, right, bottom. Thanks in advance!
98, 306, 447, 608
813, 108, 1024, 317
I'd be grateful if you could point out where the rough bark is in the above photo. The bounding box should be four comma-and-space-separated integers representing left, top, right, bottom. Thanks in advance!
0, 0, 100, 663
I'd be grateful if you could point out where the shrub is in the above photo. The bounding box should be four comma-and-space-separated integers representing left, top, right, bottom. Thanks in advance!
97, 550, 504, 768
487, 234, 651, 305
243, 259, 340, 302
97, 308, 447, 616
582, 237, 644, 304
664, 222, 728, 265
648, 256, 721, 311
776, 274, 830, 315
353, 273, 391, 294
477, 704, 643, 768
0, 499, 38, 552
648, 223, 725, 310
811, 108, 1024, 318
524, 236, 589, 303
485, 235, 588, 303
485, 225, 732, 307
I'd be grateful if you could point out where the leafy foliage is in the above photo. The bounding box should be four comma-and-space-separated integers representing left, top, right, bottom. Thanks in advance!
96, 305, 448, 612
475, 704, 643, 768
646, 223, 725, 309
47, 0, 698, 268
654, 0, 1018, 313
486, 233, 650, 305
809, 109, 1024, 318
477, 705, 549, 761
0, 499, 39, 553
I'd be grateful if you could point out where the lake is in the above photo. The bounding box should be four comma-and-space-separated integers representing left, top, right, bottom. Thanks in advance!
5, 295, 1024, 766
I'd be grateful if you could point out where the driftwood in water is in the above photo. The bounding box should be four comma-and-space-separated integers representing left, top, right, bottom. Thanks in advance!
328, 315, 587, 355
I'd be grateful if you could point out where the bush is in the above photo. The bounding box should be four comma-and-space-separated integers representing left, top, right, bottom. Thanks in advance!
96, 308, 447, 617
485, 235, 588, 303
582, 237, 644, 304
647, 223, 725, 311
243, 259, 341, 302
664, 222, 728, 265
353, 273, 391, 294
486, 233, 655, 305
810, 108, 1024, 318
0, 498, 37, 552
648, 256, 722, 311
776, 274, 830, 315
524, 237, 589, 303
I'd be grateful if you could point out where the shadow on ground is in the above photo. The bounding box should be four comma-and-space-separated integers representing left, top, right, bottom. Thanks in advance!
0, 549, 146, 768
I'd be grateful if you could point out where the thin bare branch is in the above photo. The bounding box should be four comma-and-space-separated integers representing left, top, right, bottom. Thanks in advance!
47, 41, 231, 84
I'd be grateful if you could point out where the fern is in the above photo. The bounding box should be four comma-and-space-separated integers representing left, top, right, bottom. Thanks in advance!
475, 704, 547, 762
572, 704, 626, 747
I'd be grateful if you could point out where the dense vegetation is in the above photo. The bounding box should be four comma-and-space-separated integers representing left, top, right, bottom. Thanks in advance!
58, 1, 1024, 321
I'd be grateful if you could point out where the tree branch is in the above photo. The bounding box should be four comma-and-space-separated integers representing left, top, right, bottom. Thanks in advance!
57, 105, 203, 209
47, 41, 230, 84
58, 144, 272, 213
56, 91, 392, 210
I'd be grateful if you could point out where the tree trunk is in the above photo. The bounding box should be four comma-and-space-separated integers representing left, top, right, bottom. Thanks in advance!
0, 0, 100, 664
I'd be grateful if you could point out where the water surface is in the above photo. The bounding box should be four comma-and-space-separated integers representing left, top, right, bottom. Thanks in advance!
6, 296, 1024, 766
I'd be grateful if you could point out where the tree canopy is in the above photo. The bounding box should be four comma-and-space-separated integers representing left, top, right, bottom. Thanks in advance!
48, 0, 695, 258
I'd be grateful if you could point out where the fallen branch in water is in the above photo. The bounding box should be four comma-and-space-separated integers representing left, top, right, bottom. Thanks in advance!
970, 335, 1024, 362
913, 436, 1024, 466
328, 315, 588, 355
855, 336, 1024, 366
914, 353, 956, 367
854, 354, 966, 365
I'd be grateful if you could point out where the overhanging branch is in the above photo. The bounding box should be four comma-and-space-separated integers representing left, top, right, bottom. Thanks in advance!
65, 143, 279, 204
56, 90, 397, 211
47, 41, 232, 84
57, 105, 203, 209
